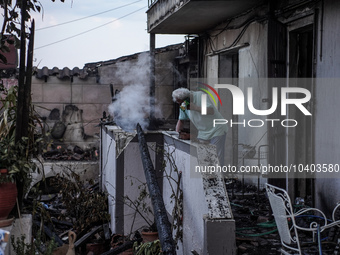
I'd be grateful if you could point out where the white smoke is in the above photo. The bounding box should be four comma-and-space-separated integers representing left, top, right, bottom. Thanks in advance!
108, 53, 159, 132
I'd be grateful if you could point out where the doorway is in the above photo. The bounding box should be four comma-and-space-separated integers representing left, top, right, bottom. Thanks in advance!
288, 25, 314, 201
219, 53, 238, 166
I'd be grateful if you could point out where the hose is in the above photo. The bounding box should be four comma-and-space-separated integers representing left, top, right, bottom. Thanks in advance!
236, 228, 278, 237
295, 214, 333, 222
236, 221, 277, 237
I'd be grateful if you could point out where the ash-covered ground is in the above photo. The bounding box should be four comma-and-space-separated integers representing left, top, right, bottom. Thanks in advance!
226, 180, 340, 255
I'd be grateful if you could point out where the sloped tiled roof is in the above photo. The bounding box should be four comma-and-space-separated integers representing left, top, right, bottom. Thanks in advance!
33, 66, 90, 80
32, 43, 184, 80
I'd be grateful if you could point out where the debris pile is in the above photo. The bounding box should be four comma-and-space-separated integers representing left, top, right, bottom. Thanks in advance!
21, 172, 119, 255
42, 145, 98, 161
227, 180, 340, 255
227, 180, 281, 255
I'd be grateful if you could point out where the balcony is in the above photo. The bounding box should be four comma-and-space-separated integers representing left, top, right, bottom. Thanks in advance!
100, 125, 236, 254
147, 0, 261, 34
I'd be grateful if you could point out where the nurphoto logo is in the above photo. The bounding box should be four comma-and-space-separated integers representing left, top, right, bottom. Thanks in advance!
199, 83, 312, 128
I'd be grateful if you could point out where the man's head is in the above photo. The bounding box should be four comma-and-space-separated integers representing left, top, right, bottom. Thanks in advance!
172, 88, 190, 104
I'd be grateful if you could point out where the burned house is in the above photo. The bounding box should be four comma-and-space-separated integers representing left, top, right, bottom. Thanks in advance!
102, 0, 340, 254
25, 43, 184, 188
3, 0, 340, 254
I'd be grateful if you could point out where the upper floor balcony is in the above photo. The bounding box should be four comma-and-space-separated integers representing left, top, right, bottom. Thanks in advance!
147, 0, 261, 34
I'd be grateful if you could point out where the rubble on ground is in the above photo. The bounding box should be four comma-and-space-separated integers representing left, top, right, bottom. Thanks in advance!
227, 180, 340, 255
22, 174, 114, 255
10, 175, 340, 255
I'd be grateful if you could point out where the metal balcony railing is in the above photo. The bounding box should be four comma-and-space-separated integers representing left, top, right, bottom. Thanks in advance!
148, 0, 158, 8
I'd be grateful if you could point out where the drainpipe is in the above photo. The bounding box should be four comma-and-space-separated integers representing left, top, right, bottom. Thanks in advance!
136, 124, 176, 255
150, 33, 156, 120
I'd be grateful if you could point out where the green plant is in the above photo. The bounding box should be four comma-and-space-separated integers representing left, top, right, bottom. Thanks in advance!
51, 166, 110, 233
161, 144, 183, 246
11, 231, 57, 255
0, 82, 43, 191
0, 0, 65, 64
133, 239, 161, 255
123, 176, 156, 232
0, 136, 36, 186
114, 144, 183, 245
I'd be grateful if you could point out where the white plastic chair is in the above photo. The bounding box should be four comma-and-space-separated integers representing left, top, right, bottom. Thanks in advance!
266, 183, 340, 254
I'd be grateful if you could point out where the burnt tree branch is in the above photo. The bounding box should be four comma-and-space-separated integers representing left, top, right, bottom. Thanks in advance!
15, 0, 27, 142
136, 123, 176, 255
22, 20, 35, 138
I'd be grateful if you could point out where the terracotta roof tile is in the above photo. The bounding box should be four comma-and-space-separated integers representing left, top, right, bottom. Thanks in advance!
33, 66, 89, 80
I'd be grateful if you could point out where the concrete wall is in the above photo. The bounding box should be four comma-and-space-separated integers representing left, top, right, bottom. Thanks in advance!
97, 48, 180, 122
100, 126, 118, 233
204, 12, 269, 184
155, 49, 180, 120
101, 126, 236, 254
122, 141, 156, 234
100, 126, 158, 235
162, 140, 208, 255
32, 75, 111, 150
201, 0, 340, 213
3, 214, 32, 255
30, 161, 99, 193
147, 0, 189, 32
314, 0, 340, 214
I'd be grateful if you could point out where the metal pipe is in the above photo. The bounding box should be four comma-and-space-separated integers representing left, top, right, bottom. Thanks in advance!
136, 123, 176, 255
150, 33, 156, 120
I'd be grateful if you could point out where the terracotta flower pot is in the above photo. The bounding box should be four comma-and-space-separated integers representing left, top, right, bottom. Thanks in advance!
141, 231, 159, 243
86, 242, 107, 255
0, 169, 17, 222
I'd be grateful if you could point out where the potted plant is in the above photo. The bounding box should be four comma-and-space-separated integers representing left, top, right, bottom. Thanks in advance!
122, 177, 159, 243
133, 239, 161, 255
0, 168, 17, 226
140, 224, 159, 243
0, 83, 43, 219
0, 84, 20, 224
124, 193, 159, 254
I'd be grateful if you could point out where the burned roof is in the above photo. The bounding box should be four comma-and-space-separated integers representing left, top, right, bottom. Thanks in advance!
26, 43, 185, 81
84, 43, 184, 70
